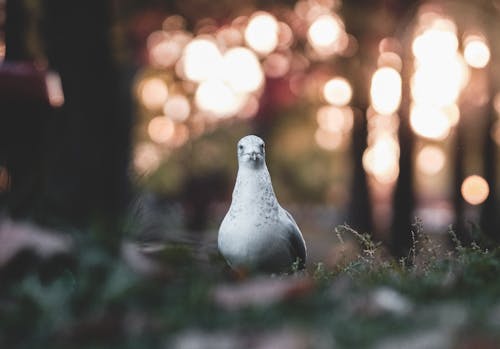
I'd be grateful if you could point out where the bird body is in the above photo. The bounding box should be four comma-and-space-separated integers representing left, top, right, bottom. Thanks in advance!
218, 135, 306, 273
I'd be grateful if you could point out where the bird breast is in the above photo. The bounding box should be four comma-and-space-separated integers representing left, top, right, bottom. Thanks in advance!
228, 168, 279, 222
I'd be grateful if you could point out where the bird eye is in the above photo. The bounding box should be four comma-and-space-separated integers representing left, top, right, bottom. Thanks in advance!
238, 144, 243, 150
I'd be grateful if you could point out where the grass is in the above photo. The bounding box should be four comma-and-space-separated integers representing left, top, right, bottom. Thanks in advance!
1, 220, 500, 348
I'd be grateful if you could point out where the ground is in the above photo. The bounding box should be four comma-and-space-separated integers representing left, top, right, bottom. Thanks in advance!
1, 220, 500, 349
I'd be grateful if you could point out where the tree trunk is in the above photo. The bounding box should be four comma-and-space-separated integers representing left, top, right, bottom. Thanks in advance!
42, 0, 131, 232
390, 59, 414, 258
0, 0, 48, 216
390, 104, 415, 258
452, 121, 467, 244
480, 90, 498, 242
347, 106, 373, 234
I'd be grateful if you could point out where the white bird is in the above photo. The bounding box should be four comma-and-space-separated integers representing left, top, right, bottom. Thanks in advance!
218, 135, 307, 273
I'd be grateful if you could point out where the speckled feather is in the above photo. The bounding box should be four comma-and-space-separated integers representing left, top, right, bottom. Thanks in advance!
218, 135, 306, 273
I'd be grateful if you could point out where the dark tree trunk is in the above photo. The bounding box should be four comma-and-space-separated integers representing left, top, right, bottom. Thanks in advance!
42, 0, 131, 232
452, 121, 468, 243
390, 104, 415, 258
347, 106, 373, 234
0, 0, 49, 216
4, 0, 30, 61
480, 91, 498, 242
390, 58, 415, 258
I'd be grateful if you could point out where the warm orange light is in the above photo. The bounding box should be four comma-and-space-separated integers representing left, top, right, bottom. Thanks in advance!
443, 104, 460, 126
463, 35, 490, 69
222, 47, 264, 93
163, 95, 191, 122
410, 104, 451, 140
0, 42, 5, 63
277, 21, 294, 50
148, 31, 182, 68
244, 12, 279, 55
323, 77, 352, 107
134, 143, 161, 175
316, 106, 353, 133
216, 27, 243, 47
411, 57, 467, 107
45, 72, 65, 107
307, 14, 344, 53
362, 137, 400, 184
417, 145, 445, 175
461, 175, 489, 205
491, 121, 500, 146
237, 95, 260, 119
412, 27, 458, 63
494, 93, 500, 114
377, 52, 402, 71
195, 80, 244, 117
315, 128, 343, 151
263, 53, 290, 78
139, 78, 169, 110
370, 67, 401, 115
170, 123, 190, 148
148, 116, 175, 143
163, 15, 186, 32
183, 38, 222, 82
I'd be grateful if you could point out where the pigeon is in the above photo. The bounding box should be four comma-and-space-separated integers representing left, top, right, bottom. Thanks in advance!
218, 135, 307, 273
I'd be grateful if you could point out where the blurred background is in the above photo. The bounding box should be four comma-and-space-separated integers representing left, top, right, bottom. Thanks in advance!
1, 0, 500, 264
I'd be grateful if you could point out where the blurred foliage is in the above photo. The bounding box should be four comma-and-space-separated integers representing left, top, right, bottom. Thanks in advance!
1, 224, 500, 349
139, 102, 352, 207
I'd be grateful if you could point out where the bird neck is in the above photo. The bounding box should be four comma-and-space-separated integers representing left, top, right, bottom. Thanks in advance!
232, 165, 278, 206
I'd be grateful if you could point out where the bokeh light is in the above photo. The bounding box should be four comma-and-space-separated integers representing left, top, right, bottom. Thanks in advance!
493, 92, 500, 114
139, 78, 169, 110
170, 123, 190, 148
410, 14, 467, 142
237, 95, 260, 119
322, 77, 352, 107
363, 136, 400, 184
443, 104, 460, 126
417, 145, 446, 175
147, 31, 183, 68
134, 142, 161, 175
461, 175, 489, 205
370, 67, 401, 115
244, 12, 279, 55
411, 56, 467, 107
277, 22, 294, 50
316, 106, 353, 133
410, 104, 451, 140
148, 116, 175, 143
490, 121, 500, 146
315, 129, 343, 151
222, 47, 264, 93
163, 15, 186, 32
377, 51, 402, 71
0, 42, 5, 63
307, 14, 344, 53
45, 72, 65, 107
412, 23, 458, 63
195, 80, 244, 117
183, 38, 222, 82
463, 35, 490, 68
216, 26, 244, 48
263, 53, 290, 78
163, 94, 191, 122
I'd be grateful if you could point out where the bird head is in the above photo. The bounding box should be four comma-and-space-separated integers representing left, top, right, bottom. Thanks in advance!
237, 135, 266, 169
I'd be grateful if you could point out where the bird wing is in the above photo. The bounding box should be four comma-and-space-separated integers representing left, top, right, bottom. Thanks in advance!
281, 207, 307, 269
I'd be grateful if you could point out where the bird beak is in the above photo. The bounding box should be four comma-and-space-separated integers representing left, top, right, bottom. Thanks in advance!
252, 152, 257, 161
